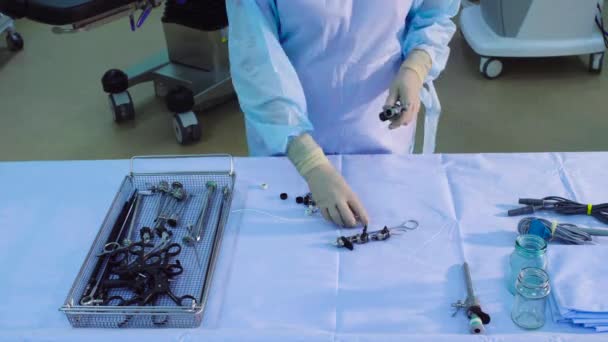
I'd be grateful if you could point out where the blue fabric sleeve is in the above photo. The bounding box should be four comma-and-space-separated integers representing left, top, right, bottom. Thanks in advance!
226, 0, 313, 156
403, 0, 460, 80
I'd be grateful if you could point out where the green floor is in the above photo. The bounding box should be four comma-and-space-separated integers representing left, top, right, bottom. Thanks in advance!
0, 11, 606, 161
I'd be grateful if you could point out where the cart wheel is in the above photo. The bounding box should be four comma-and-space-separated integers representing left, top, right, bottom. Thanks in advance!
5, 31, 24, 51
480, 57, 503, 79
109, 92, 135, 123
173, 112, 201, 145
589, 53, 604, 74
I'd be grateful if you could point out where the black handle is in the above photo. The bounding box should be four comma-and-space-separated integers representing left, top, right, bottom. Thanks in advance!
469, 306, 491, 325
508, 206, 535, 216
519, 198, 544, 205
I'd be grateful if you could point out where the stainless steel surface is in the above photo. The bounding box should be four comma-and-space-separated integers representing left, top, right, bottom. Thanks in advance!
148, 63, 234, 111
199, 185, 230, 308
164, 23, 230, 73
168, 192, 190, 226
452, 262, 487, 334
123, 23, 235, 113
184, 181, 217, 245
51, 1, 163, 34
157, 182, 186, 224
451, 262, 480, 313
463, 262, 480, 307
0, 12, 14, 33
60, 155, 236, 328
126, 50, 172, 87
51, 4, 137, 34
123, 193, 142, 245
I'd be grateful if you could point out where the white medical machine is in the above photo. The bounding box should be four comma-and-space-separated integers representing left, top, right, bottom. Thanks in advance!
460, 0, 607, 78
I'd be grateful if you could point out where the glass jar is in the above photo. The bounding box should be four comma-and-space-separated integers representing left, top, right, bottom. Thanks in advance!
508, 234, 547, 294
511, 267, 551, 329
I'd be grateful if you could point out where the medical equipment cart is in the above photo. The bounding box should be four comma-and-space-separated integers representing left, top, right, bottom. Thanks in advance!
0, 0, 233, 145
460, 0, 607, 79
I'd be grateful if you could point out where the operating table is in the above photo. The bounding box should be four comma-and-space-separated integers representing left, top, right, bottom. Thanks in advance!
0, 0, 233, 144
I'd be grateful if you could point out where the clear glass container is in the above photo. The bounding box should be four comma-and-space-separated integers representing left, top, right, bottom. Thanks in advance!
508, 234, 547, 294
511, 267, 551, 329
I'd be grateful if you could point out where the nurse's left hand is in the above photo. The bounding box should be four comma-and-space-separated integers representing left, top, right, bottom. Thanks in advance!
384, 67, 423, 130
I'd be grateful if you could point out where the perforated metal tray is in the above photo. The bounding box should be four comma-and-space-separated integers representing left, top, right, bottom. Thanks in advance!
60, 155, 235, 328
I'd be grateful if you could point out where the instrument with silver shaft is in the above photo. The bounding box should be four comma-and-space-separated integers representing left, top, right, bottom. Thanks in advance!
183, 181, 217, 246
452, 262, 491, 334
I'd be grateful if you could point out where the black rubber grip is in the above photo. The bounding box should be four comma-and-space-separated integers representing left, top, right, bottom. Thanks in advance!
508, 206, 535, 216
340, 237, 354, 251
469, 306, 491, 325
519, 198, 544, 205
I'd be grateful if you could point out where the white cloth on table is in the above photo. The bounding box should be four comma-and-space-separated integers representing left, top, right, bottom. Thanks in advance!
2, 153, 608, 341
548, 245, 608, 332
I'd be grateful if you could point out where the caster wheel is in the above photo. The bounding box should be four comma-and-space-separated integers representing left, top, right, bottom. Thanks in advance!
102, 69, 129, 94
480, 57, 503, 79
109, 92, 135, 123
173, 112, 201, 145
6, 31, 24, 51
166, 86, 195, 113
589, 53, 604, 74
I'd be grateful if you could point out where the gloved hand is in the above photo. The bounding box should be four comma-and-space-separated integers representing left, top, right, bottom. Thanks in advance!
287, 134, 369, 228
384, 49, 432, 130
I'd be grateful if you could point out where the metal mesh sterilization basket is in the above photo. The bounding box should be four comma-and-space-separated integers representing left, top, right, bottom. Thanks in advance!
60, 155, 236, 328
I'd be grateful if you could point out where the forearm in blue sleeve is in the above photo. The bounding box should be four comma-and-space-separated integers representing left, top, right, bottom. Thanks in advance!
402, 0, 460, 80
227, 0, 313, 156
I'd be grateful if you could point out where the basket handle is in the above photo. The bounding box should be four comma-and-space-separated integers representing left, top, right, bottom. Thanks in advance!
130, 154, 234, 175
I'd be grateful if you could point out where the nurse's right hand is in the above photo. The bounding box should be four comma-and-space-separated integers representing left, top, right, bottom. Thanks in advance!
287, 133, 369, 228
304, 164, 369, 228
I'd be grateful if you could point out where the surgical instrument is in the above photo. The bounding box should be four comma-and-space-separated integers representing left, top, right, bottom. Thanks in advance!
154, 180, 170, 218
160, 184, 187, 227
61, 154, 236, 328
122, 192, 143, 246
452, 262, 491, 334
153, 181, 188, 228
81, 191, 137, 305
389, 220, 419, 231
335, 220, 419, 250
379, 101, 409, 122
508, 196, 608, 225
140, 227, 153, 244
518, 217, 608, 245
183, 181, 217, 246
167, 192, 190, 227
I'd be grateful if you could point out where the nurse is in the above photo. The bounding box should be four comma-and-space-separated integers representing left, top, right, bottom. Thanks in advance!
227, 0, 459, 228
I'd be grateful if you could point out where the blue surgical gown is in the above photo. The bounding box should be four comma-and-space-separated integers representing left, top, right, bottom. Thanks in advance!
227, 0, 459, 156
